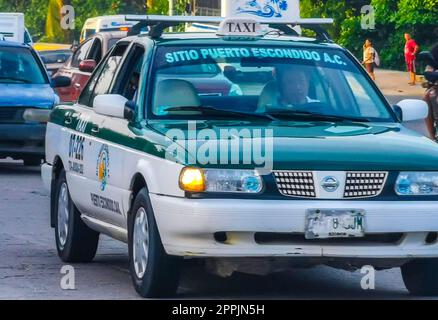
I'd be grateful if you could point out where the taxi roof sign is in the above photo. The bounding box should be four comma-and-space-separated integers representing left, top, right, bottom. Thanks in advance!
125, 14, 333, 28
222, 0, 301, 23
126, 11, 333, 40
217, 18, 263, 38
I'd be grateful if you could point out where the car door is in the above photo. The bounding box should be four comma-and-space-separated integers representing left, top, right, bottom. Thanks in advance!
91, 44, 146, 229
71, 38, 103, 102
57, 38, 93, 103
67, 41, 131, 227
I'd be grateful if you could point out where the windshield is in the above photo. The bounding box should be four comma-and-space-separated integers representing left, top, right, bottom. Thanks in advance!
150, 45, 393, 122
0, 47, 47, 84
83, 29, 96, 39
39, 50, 72, 64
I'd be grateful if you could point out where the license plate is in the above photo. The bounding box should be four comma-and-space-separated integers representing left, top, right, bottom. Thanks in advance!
305, 209, 365, 239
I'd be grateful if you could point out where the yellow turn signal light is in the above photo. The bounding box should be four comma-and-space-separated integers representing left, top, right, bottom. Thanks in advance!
179, 167, 205, 192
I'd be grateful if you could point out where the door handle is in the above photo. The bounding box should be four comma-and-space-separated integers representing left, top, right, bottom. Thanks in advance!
74, 83, 81, 89
91, 125, 100, 133
64, 117, 72, 125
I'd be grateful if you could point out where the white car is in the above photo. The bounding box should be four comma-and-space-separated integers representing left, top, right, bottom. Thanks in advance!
41, 15, 438, 298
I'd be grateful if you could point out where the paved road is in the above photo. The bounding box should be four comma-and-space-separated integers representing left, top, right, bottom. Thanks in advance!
0, 72, 435, 300
0, 162, 416, 299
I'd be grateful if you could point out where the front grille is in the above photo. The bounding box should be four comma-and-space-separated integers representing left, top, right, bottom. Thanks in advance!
273, 171, 388, 199
0, 108, 25, 123
344, 172, 387, 198
273, 171, 316, 198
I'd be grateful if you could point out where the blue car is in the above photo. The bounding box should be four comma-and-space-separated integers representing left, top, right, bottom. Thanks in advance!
0, 40, 70, 165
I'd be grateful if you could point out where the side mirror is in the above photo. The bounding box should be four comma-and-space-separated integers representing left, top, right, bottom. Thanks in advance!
51, 76, 71, 88
419, 51, 438, 69
425, 71, 438, 83
417, 52, 438, 76
394, 99, 429, 122
93, 94, 133, 120
79, 59, 96, 73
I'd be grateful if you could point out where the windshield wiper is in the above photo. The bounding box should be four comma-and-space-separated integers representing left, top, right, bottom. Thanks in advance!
263, 109, 370, 122
0, 77, 31, 84
164, 106, 274, 120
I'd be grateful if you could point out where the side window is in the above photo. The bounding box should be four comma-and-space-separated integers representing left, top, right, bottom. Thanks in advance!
113, 45, 146, 102
71, 39, 93, 68
78, 42, 129, 107
77, 55, 108, 107
88, 38, 103, 64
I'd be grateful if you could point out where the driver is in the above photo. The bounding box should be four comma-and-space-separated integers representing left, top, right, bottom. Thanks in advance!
277, 65, 317, 106
257, 65, 318, 113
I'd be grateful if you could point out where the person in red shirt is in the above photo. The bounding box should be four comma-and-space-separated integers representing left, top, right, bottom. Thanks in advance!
404, 33, 420, 85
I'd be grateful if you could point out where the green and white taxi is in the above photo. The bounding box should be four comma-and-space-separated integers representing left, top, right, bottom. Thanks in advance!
42, 15, 438, 297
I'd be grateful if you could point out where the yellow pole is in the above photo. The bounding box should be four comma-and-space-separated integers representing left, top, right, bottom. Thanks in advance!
147, 0, 153, 12
46, 0, 65, 42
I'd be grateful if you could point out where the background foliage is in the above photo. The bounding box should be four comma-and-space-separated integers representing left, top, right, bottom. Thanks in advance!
0, 0, 437, 70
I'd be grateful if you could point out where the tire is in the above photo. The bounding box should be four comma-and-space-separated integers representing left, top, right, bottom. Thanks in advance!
401, 259, 438, 296
23, 157, 42, 166
128, 188, 181, 298
54, 169, 99, 262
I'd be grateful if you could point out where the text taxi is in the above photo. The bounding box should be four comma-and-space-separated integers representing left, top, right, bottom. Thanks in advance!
42, 15, 438, 297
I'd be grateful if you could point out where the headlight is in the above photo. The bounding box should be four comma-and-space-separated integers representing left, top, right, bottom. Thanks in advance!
179, 167, 205, 192
395, 172, 438, 195
179, 168, 263, 193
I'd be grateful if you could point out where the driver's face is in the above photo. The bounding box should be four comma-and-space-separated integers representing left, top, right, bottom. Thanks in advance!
280, 70, 309, 104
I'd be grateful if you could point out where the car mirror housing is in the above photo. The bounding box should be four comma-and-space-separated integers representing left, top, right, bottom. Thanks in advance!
79, 59, 96, 73
394, 99, 429, 122
51, 76, 71, 88
93, 94, 132, 120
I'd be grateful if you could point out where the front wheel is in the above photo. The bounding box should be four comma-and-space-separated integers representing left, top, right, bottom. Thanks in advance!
54, 169, 99, 262
401, 259, 438, 296
128, 188, 181, 298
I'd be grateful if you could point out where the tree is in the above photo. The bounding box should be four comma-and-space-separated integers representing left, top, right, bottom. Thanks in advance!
300, 0, 438, 70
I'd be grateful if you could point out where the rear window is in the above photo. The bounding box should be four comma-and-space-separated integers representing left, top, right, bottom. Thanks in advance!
0, 47, 47, 84
39, 50, 72, 64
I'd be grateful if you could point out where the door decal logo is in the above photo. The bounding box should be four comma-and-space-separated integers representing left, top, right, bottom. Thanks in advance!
96, 144, 109, 191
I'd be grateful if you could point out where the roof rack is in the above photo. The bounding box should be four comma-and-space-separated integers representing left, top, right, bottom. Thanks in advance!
126, 15, 333, 42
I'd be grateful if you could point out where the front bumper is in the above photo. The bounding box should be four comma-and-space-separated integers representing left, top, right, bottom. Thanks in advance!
0, 123, 46, 158
150, 194, 438, 258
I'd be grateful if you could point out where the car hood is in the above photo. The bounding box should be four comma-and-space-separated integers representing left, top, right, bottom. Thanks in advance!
148, 119, 438, 171
0, 84, 56, 108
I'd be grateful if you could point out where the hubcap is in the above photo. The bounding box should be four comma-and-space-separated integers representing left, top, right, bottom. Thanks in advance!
133, 207, 149, 279
57, 182, 69, 249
